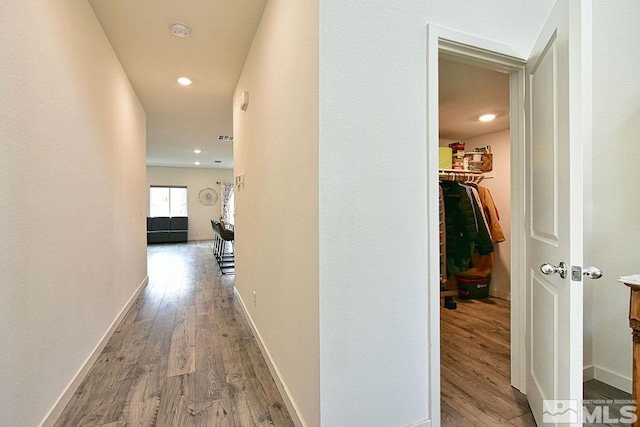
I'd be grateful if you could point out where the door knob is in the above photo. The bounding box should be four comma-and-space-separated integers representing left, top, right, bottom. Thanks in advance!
540, 262, 567, 278
583, 266, 603, 279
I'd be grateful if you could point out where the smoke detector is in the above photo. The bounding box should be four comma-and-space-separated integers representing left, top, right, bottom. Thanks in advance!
171, 22, 190, 38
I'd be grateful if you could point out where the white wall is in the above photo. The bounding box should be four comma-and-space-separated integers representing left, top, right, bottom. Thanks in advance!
319, 1, 555, 425
587, 0, 640, 393
146, 166, 233, 240
0, 1, 147, 426
233, 0, 319, 425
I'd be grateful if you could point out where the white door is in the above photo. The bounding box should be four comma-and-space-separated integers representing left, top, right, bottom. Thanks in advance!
525, 0, 589, 425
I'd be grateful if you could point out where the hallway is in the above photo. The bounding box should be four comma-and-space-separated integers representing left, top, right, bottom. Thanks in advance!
55, 242, 294, 426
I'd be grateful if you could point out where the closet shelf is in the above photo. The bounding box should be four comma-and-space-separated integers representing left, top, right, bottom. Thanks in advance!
439, 168, 483, 174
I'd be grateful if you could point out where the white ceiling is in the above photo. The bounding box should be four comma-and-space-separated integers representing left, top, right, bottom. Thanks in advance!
439, 57, 510, 141
88, 0, 267, 169
89, 2, 508, 168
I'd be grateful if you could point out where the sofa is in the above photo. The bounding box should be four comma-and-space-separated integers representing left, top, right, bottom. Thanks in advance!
147, 216, 188, 243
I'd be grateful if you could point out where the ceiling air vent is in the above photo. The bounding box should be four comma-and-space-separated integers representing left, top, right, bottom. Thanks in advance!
217, 135, 234, 142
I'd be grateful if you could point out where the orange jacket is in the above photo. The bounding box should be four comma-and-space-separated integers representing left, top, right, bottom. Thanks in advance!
476, 185, 505, 243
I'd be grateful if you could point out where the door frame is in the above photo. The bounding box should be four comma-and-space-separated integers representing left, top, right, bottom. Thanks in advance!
426, 24, 527, 424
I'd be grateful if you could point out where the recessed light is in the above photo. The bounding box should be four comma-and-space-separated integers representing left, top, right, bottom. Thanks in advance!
171, 22, 190, 38
194, 161, 200, 165
479, 114, 497, 122
177, 77, 193, 86
193, 149, 202, 154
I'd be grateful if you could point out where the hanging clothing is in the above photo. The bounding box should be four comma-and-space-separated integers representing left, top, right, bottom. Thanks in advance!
476, 185, 505, 243
461, 183, 494, 255
440, 180, 497, 279
440, 181, 478, 277
438, 174, 506, 291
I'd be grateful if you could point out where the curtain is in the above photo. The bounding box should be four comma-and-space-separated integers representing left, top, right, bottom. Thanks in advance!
219, 182, 234, 226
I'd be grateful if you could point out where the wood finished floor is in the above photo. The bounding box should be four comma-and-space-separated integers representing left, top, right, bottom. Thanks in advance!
441, 296, 632, 426
54, 242, 631, 426
55, 241, 294, 427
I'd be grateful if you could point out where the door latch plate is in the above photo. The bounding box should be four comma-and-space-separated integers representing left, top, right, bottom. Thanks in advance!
571, 266, 582, 282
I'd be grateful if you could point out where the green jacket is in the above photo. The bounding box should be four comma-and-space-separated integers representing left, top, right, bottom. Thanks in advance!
440, 181, 493, 277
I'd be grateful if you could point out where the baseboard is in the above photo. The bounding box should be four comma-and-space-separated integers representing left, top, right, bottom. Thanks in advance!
233, 287, 305, 427
593, 365, 632, 394
583, 364, 595, 381
188, 235, 215, 241
405, 418, 432, 427
489, 288, 510, 300
39, 275, 149, 427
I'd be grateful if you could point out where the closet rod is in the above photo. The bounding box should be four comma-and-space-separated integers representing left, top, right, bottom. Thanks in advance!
438, 169, 485, 184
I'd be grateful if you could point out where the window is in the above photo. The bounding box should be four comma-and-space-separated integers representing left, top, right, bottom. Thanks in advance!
150, 186, 187, 217
226, 188, 235, 226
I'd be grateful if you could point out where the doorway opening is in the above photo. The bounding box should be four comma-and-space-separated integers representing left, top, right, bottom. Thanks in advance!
424, 26, 528, 425
430, 26, 614, 426
436, 50, 530, 424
